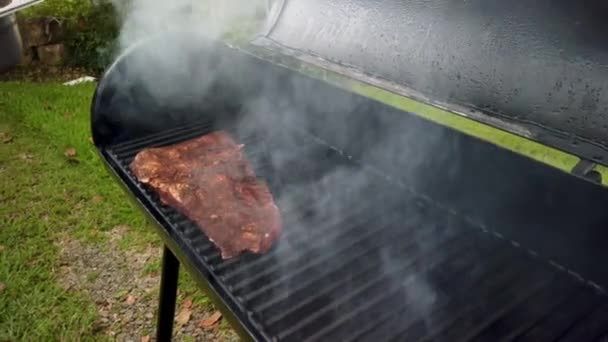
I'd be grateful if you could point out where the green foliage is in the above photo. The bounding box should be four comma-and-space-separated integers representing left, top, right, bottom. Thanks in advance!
0, 81, 226, 340
20, 0, 119, 73
17, 0, 268, 73
63, 1, 119, 73
20, 0, 92, 19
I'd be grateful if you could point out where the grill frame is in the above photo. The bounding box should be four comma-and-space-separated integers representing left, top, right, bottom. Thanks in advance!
91, 35, 608, 341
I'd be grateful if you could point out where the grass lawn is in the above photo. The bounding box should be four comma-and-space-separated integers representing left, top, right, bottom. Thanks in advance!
0, 81, 228, 341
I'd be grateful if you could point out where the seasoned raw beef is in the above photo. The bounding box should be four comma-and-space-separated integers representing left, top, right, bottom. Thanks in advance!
129, 130, 282, 259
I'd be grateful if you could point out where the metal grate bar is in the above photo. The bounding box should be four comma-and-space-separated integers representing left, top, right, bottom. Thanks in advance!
367, 250, 537, 342
557, 303, 608, 342
274, 230, 477, 340
514, 289, 606, 342
420, 272, 557, 342
305, 231, 509, 341
242, 215, 411, 306
218, 198, 391, 283
321, 238, 517, 342
246, 216, 442, 312
112, 121, 213, 155
469, 276, 579, 342
253, 220, 452, 320
212, 182, 397, 275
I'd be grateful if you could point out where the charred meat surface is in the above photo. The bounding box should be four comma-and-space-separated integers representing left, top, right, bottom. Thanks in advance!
130, 131, 282, 259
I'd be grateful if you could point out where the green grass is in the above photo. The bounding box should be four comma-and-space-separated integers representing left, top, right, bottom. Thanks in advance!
0, 81, 219, 339
0, 82, 151, 244
0, 121, 101, 340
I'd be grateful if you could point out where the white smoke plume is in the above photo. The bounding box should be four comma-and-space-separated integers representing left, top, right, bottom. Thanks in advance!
110, 0, 266, 49
102, 0, 448, 336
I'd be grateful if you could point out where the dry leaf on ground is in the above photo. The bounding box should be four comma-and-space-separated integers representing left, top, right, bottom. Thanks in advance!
175, 306, 192, 327
99, 298, 112, 311
183, 297, 193, 309
199, 311, 222, 330
140, 336, 151, 342
125, 295, 136, 305
92, 195, 103, 203
18, 153, 33, 161
0, 282, 6, 294
0, 132, 13, 143
64, 148, 77, 157
63, 147, 80, 163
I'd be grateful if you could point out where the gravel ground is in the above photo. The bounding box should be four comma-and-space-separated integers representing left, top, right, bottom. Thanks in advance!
56, 226, 239, 341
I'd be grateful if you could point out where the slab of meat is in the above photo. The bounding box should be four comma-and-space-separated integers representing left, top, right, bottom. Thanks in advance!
129, 130, 282, 259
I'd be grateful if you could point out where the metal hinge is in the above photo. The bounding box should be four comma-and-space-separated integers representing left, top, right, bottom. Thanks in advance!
571, 159, 602, 184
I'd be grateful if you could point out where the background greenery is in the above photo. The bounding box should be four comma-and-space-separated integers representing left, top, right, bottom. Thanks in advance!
17, 0, 266, 73
20, 0, 119, 72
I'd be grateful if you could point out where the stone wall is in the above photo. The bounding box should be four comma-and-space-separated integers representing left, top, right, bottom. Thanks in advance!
19, 17, 66, 65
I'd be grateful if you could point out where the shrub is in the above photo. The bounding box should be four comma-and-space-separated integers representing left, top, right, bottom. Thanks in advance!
64, 1, 118, 72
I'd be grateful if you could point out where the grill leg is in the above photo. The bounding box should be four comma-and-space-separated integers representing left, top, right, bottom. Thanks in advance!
156, 245, 180, 342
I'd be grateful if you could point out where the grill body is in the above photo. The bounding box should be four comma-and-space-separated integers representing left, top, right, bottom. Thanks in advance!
92, 35, 608, 341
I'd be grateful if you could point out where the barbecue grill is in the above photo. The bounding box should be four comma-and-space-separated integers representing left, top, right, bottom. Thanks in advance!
91, 0, 608, 341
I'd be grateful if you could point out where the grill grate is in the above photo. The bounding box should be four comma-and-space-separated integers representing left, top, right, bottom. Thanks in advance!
104, 122, 608, 341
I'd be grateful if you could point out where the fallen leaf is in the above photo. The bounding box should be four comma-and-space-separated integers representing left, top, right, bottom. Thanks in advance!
64, 147, 77, 157
18, 153, 34, 162
0, 132, 12, 143
0, 282, 6, 294
175, 306, 192, 327
125, 295, 136, 305
199, 311, 222, 329
140, 336, 151, 342
98, 298, 112, 311
63, 147, 80, 164
92, 195, 103, 203
183, 297, 193, 309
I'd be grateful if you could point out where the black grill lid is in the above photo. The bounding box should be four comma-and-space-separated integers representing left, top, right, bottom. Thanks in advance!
253, 0, 608, 166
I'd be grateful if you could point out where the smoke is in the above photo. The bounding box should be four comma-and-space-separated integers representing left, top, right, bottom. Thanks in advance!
105, 0, 448, 335
110, 0, 264, 46
105, 0, 266, 110
227, 66, 450, 336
